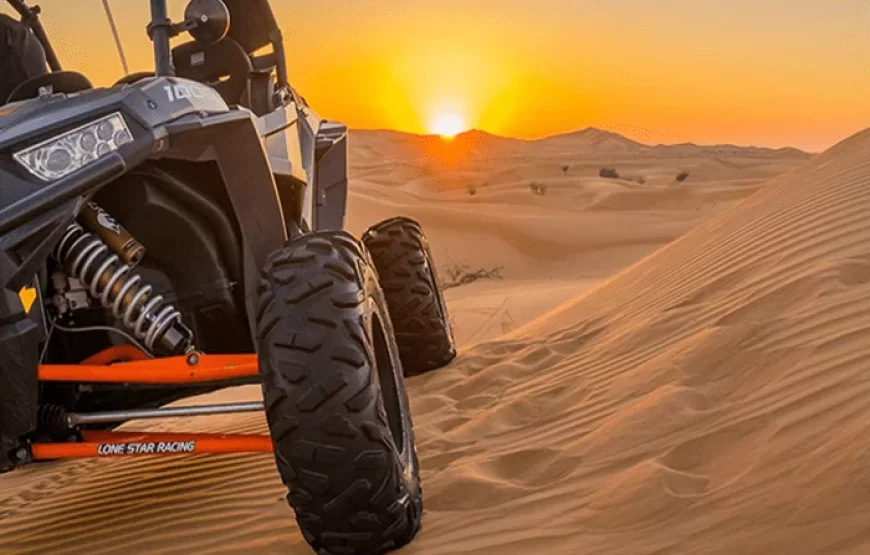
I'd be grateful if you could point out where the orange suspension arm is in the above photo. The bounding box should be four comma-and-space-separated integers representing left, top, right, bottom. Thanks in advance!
38, 353, 260, 384
33, 353, 271, 460
31, 430, 274, 460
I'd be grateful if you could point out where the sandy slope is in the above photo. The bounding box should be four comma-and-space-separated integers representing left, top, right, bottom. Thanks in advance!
406, 130, 870, 554
5, 127, 865, 555
345, 128, 807, 346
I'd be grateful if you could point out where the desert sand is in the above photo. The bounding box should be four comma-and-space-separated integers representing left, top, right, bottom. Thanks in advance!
5, 125, 869, 555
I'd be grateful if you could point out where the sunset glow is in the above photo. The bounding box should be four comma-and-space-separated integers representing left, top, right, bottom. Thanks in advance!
2, 1, 868, 150
430, 113, 466, 138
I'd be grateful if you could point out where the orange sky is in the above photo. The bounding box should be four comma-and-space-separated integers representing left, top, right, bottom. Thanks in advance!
4, 1, 869, 151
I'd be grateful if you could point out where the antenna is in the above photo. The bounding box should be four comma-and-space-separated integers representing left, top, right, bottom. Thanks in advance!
101, 0, 130, 75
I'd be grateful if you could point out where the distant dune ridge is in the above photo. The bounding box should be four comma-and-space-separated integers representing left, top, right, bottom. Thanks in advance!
348, 126, 812, 195
351, 126, 814, 159
5, 124, 870, 555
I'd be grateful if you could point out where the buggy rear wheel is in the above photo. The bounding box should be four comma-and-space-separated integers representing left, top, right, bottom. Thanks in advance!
362, 217, 456, 376
255, 231, 422, 555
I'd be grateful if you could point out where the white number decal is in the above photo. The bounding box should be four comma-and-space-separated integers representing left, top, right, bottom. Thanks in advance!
164, 83, 219, 103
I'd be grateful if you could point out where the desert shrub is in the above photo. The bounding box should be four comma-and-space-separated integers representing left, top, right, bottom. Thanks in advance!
529, 181, 548, 196
468, 184, 477, 195
441, 261, 504, 290
561, 164, 570, 177
599, 168, 620, 179
637, 176, 646, 184
676, 171, 690, 182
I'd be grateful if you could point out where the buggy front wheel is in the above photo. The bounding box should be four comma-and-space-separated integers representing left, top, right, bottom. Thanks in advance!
255, 231, 422, 555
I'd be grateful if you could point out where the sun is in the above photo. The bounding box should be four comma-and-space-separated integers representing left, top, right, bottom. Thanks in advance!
430, 113, 466, 139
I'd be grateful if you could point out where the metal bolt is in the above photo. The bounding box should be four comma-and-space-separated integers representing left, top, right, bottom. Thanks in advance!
15, 448, 28, 461
187, 352, 200, 366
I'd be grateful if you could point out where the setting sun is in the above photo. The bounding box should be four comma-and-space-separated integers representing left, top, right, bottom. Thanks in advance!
431, 113, 466, 138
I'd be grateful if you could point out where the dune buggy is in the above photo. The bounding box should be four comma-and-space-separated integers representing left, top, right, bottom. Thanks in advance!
0, 0, 456, 553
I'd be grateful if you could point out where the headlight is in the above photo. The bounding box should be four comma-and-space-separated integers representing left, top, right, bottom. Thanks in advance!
13, 112, 133, 182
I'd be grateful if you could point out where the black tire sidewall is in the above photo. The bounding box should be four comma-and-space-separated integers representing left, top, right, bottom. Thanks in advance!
364, 267, 420, 494
415, 230, 455, 347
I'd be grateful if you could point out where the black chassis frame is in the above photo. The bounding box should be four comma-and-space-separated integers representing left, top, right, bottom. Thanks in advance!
0, 0, 350, 461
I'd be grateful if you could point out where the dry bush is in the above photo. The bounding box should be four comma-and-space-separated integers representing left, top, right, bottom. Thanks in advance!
599, 168, 620, 179
676, 171, 690, 182
468, 184, 477, 195
441, 261, 504, 290
529, 181, 548, 196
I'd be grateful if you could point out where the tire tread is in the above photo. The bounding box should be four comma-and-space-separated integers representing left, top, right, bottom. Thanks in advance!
362, 218, 456, 376
256, 231, 422, 555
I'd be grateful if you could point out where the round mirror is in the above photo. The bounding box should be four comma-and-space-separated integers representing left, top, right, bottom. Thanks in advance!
185, 0, 231, 44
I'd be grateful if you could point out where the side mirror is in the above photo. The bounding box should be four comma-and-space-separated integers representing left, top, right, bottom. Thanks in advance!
185, 0, 230, 44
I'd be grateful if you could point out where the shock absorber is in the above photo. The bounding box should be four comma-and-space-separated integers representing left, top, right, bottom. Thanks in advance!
54, 212, 195, 355
77, 202, 146, 267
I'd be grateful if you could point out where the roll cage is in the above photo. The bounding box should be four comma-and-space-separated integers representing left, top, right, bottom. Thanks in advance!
5, 0, 291, 93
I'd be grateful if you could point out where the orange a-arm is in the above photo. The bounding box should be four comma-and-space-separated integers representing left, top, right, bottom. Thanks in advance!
38, 353, 259, 384
31, 431, 274, 460
31, 352, 272, 460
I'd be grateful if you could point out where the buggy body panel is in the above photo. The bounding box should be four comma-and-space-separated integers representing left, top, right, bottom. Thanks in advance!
0, 75, 311, 446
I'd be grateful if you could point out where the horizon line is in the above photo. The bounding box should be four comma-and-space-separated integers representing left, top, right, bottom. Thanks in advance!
348, 126, 818, 154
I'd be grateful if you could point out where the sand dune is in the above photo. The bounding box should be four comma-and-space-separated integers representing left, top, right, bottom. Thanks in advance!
345, 128, 807, 345
5, 126, 866, 555
405, 128, 870, 554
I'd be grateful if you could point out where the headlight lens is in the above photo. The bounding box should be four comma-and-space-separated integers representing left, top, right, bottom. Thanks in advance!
13, 112, 133, 182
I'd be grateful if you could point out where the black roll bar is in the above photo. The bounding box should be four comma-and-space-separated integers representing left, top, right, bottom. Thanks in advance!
5, 0, 62, 71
